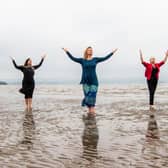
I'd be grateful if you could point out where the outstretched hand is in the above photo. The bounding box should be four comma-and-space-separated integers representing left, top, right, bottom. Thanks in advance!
139, 49, 144, 63
139, 49, 143, 56
42, 54, 47, 59
112, 48, 118, 54
163, 50, 168, 63
62, 48, 68, 52
9, 56, 14, 61
165, 50, 168, 57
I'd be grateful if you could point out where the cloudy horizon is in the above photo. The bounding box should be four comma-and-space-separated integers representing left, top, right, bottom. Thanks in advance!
1, 0, 168, 84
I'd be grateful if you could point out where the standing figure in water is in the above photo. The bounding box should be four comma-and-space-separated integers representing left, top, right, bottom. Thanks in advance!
62, 47, 118, 114
140, 49, 168, 110
10, 54, 46, 111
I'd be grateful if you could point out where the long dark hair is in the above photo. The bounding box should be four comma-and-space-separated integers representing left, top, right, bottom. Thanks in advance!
24, 58, 31, 66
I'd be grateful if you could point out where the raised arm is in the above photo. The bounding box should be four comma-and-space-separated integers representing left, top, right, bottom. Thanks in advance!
10, 57, 24, 71
95, 48, 118, 63
162, 50, 168, 63
33, 54, 46, 70
139, 49, 144, 63
62, 48, 82, 64
157, 50, 168, 67
139, 49, 148, 67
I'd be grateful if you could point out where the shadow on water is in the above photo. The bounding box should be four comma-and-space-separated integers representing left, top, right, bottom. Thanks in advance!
82, 113, 99, 161
21, 109, 35, 150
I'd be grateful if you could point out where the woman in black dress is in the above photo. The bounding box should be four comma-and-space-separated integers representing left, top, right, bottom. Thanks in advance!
10, 55, 46, 111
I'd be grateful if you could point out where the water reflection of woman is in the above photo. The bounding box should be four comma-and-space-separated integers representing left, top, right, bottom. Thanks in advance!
22, 110, 35, 150
142, 114, 160, 154
146, 114, 159, 139
82, 113, 99, 160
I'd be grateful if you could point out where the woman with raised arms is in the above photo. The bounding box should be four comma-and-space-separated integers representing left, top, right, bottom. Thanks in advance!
10, 54, 46, 111
140, 49, 168, 110
63, 47, 118, 114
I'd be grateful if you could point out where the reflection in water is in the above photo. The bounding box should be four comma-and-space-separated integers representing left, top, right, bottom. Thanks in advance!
21, 110, 35, 150
141, 114, 164, 167
1, 85, 168, 167
146, 113, 159, 139
141, 113, 161, 167
82, 113, 99, 161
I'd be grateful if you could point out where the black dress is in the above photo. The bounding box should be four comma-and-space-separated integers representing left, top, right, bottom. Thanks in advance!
12, 59, 44, 98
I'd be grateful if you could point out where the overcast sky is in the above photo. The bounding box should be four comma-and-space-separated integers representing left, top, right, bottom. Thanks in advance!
1, 0, 168, 83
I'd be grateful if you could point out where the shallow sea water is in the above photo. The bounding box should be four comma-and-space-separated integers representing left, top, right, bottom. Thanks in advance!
0, 84, 168, 168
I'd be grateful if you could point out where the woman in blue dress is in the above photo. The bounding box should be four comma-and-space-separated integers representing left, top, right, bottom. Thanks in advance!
62, 47, 118, 114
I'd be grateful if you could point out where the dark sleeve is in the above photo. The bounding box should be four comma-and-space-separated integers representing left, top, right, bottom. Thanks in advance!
12, 60, 24, 71
33, 58, 44, 70
66, 51, 83, 64
95, 52, 113, 63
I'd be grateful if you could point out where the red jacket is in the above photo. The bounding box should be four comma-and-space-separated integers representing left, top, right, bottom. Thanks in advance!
142, 61, 164, 80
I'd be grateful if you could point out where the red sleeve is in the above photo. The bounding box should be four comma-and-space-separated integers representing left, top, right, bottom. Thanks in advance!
158, 61, 165, 67
142, 61, 149, 67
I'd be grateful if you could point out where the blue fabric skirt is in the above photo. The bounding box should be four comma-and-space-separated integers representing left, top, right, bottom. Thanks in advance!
82, 84, 98, 107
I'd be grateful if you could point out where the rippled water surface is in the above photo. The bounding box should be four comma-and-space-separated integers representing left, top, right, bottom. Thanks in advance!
0, 84, 168, 168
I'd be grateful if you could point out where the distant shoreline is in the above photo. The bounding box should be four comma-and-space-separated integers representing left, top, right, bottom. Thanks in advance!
0, 81, 7, 85
2, 78, 168, 85
3, 81, 168, 85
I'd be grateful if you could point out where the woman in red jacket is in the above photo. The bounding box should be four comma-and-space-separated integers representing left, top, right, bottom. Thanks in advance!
140, 50, 168, 110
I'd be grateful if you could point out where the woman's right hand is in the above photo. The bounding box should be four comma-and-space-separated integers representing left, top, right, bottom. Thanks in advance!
9, 56, 14, 61
139, 49, 142, 56
62, 48, 68, 52
139, 49, 144, 63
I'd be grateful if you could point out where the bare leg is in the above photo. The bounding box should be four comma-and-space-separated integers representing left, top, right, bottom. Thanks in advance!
29, 98, 32, 110
91, 107, 95, 113
28, 98, 32, 111
88, 107, 95, 114
25, 99, 29, 110
28, 99, 30, 111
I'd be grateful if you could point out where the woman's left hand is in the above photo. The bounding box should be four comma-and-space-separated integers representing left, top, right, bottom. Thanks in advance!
112, 48, 118, 54
42, 54, 47, 59
166, 50, 168, 57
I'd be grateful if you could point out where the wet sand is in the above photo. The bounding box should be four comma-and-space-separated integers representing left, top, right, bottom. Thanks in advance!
0, 84, 168, 168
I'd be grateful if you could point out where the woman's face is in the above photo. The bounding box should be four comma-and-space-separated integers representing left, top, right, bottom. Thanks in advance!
27, 59, 32, 66
150, 57, 155, 64
86, 48, 93, 56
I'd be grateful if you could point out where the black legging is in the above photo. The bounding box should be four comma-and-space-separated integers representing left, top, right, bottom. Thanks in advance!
147, 78, 158, 105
